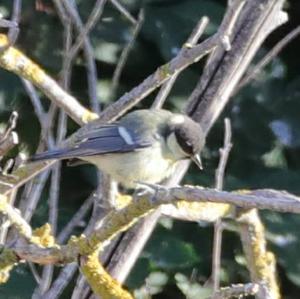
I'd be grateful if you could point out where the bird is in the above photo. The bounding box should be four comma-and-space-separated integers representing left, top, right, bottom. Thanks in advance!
30, 109, 205, 188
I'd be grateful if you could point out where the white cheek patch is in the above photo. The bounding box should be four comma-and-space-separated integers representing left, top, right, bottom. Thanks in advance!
171, 115, 185, 125
167, 132, 187, 159
118, 126, 134, 145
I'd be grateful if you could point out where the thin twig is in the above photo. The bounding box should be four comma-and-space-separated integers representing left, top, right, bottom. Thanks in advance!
48, 163, 61, 234
70, 185, 107, 298
110, 9, 144, 100
57, 194, 94, 244
211, 220, 224, 292
21, 79, 55, 148
43, 264, 78, 299
0, 0, 21, 51
215, 118, 232, 190
0, 191, 17, 244
0, 111, 19, 157
152, 16, 209, 109
71, 274, 91, 299
209, 283, 259, 299
36, 15, 73, 296
34, 265, 54, 297
19, 170, 50, 222
64, 0, 107, 68
28, 262, 41, 284
8, 0, 21, 44
61, 0, 105, 113
110, 0, 137, 25
237, 25, 300, 92
0, 111, 18, 143
211, 118, 232, 292
0, 195, 32, 241
60, 19, 73, 90
45, 187, 104, 298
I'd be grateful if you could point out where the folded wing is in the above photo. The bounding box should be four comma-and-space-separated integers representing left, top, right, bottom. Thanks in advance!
30, 124, 151, 161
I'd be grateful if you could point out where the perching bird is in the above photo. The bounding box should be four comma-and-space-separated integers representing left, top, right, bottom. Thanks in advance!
30, 109, 205, 188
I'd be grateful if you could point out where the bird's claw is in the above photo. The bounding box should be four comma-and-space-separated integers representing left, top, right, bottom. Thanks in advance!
134, 181, 169, 203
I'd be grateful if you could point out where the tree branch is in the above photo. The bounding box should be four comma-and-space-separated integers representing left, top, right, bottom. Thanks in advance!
0, 34, 98, 125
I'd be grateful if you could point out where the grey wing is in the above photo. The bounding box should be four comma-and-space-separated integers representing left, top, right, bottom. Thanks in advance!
30, 124, 151, 161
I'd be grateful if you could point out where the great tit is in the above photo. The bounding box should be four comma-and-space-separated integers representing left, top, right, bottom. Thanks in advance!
30, 109, 205, 188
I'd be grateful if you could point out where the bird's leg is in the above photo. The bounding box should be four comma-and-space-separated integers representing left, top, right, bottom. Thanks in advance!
108, 182, 132, 209
133, 181, 169, 203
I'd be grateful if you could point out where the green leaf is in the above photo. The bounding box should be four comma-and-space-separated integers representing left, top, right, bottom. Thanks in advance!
144, 225, 200, 270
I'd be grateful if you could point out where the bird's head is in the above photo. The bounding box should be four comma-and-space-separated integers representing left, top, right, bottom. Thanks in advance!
166, 114, 205, 169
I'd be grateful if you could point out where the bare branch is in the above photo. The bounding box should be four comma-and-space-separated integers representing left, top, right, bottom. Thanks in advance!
54, 0, 101, 113
0, 34, 98, 125
237, 25, 300, 92
80, 251, 133, 299
215, 118, 232, 190
0, 189, 18, 244
21, 79, 55, 148
99, 35, 219, 121
63, 0, 107, 68
238, 209, 280, 299
209, 283, 259, 299
4, 186, 300, 267
0, 0, 21, 51
211, 118, 232, 292
43, 264, 78, 299
187, 0, 286, 133
19, 170, 50, 222
0, 112, 19, 157
111, 9, 144, 100
57, 194, 94, 244
0, 195, 32, 241
110, 0, 137, 25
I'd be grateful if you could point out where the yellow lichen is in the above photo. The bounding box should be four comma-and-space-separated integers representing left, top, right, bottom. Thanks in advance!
87, 196, 154, 251
159, 63, 171, 80
0, 248, 18, 284
82, 111, 99, 124
174, 201, 231, 222
115, 193, 133, 209
0, 195, 8, 211
81, 251, 133, 299
67, 234, 98, 256
32, 223, 55, 247
0, 34, 9, 47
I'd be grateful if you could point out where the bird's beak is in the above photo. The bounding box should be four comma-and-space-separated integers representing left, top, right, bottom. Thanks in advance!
192, 154, 203, 170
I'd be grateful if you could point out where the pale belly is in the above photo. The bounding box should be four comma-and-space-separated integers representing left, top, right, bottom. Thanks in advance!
82, 146, 177, 188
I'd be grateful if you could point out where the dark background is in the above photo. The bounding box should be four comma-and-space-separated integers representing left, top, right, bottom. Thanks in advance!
1, 0, 300, 298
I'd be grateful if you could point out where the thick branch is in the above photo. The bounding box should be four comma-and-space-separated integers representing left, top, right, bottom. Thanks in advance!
238, 209, 280, 299
0, 34, 98, 125
187, 0, 287, 133
98, 35, 219, 121
3, 186, 300, 266
80, 251, 133, 299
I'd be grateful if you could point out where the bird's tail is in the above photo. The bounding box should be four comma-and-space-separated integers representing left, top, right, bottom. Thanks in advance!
29, 149, 70, 162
